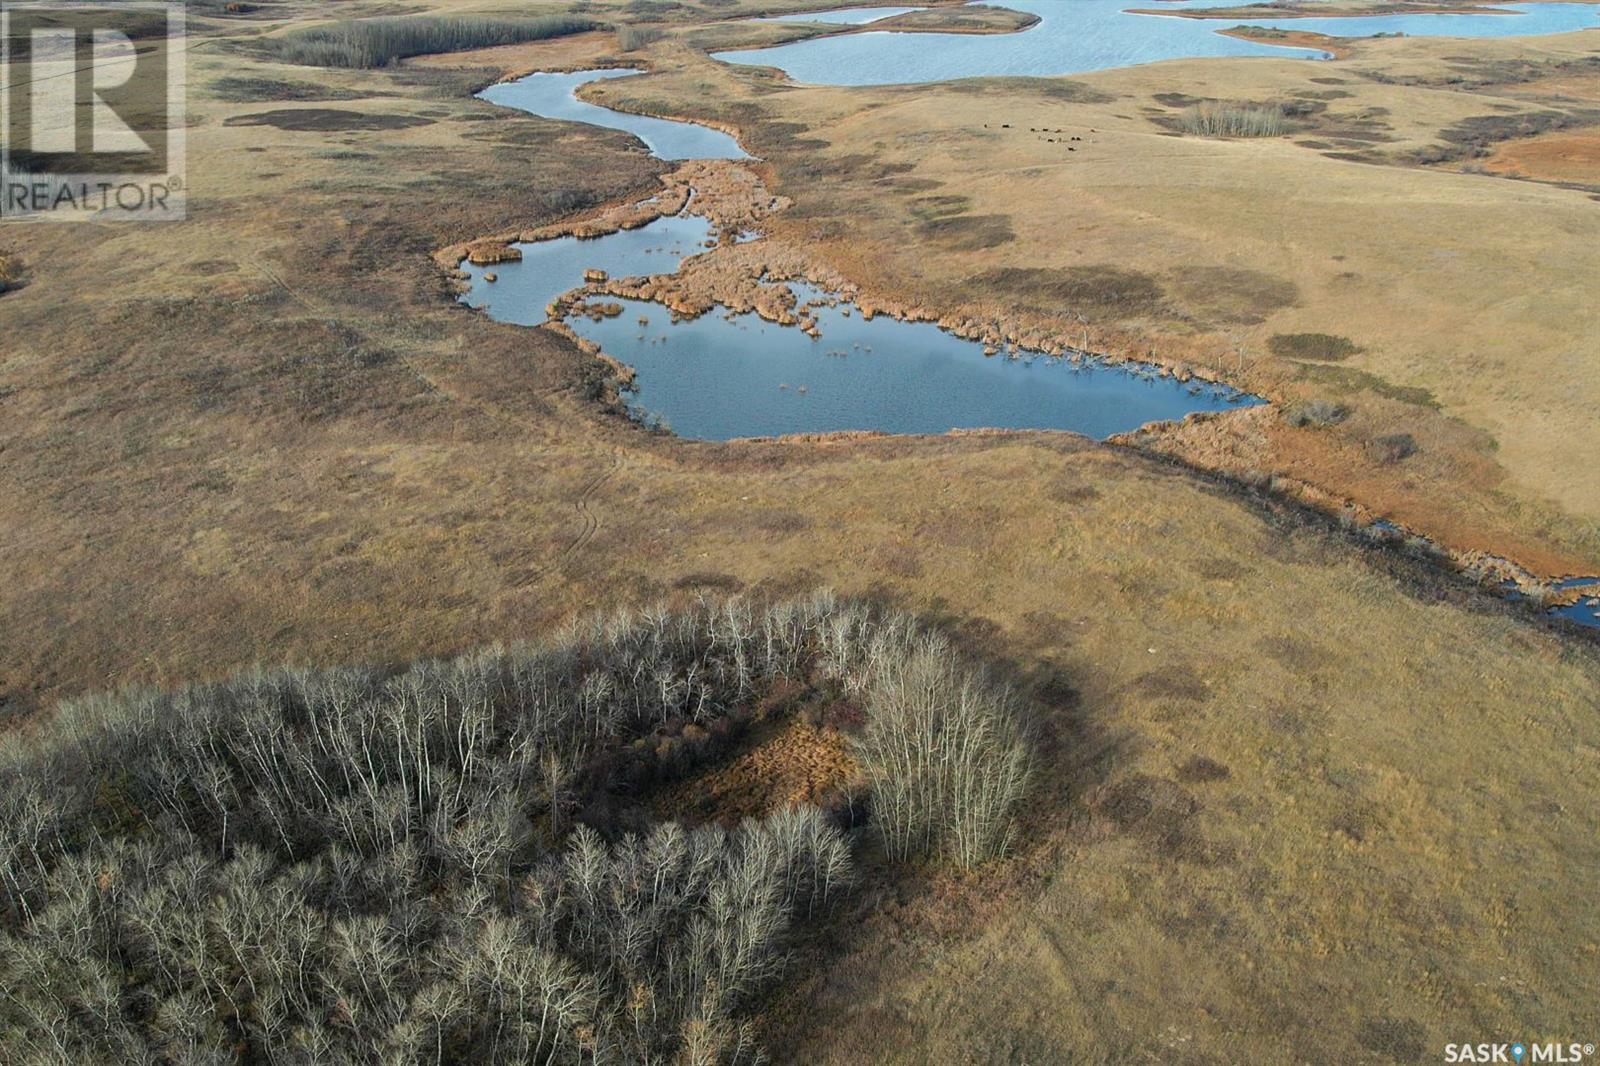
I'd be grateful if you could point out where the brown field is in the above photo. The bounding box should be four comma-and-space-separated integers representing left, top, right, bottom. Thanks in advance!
1477, 125, 1600, 179
2, 0, 1598, 1061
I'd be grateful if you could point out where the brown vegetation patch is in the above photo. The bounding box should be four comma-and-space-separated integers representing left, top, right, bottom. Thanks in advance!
207, 76, 373, 103
1269, 331, 1363, 361
1258, 633, 1333, 672
1357, 1016, 1429, 1063
1090, 772, 1229, 864
1174, 755, 1231, 783
0, 252, 22, 295
223, 108, 435, 132
1414, 108, 1600, 165
1478, 127, 1600, 185
872, 4, 1041, 36
1089, 774, 1198, 835
916, 213, 1016, 251
1219, 26, 1354, 60
1368, 432, 1418, 463
671, 571, 745, 592
965, 265, 1165, 319
943, 77, 1115, 104
1135, 663, 1211, 703
1169, 265, 1299, 325
652, 716, 862, 827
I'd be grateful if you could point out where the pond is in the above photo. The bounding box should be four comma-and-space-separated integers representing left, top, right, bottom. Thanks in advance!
461, 214, 1259, 441
478, 68, 751, 160
714, 0, 1599, 85
568, 288, 1257, 440
458, 213, 717, 326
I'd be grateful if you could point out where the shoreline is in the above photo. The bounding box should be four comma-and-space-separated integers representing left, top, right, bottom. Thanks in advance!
1216, 25, 1355, 58
441, 160, 1598, 617
436, 52, 1600, 617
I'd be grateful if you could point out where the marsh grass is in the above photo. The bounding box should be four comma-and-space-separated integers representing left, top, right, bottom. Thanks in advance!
268, 15, 594, 69
618, 25, 667, 52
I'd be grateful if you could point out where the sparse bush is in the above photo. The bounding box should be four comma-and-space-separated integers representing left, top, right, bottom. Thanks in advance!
618, 25, 667, 52
1368, 432, 1417, 463
1176, 101, 1289, 138
0, 593, 1031, 1062
1284, 398, 1349, 428
267, 15, 595, 69
0, 252, 21, 295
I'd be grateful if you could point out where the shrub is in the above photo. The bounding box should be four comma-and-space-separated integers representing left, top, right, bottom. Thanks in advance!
0, 252, 21, 295
1176, 101, 1288, 138
1284, 398, 1349, 428
618, 25, 667, 52
1368, 432, 1418, 463
267, 15, 595, 69
0, 593, 1031, 1062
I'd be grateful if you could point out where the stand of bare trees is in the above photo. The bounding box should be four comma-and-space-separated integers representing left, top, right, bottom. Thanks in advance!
0, 593, 1030, 1063
853, 630, 1032, 868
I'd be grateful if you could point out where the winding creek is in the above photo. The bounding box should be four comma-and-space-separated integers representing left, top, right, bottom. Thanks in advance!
460, 6, 1600, 626
478, 69, 749, 160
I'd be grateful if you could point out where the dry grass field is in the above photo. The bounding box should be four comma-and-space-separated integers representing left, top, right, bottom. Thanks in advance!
1, 0, 1598, 1061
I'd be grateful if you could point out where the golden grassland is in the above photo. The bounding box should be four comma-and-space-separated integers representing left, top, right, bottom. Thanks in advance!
0, 0, 1597, 1060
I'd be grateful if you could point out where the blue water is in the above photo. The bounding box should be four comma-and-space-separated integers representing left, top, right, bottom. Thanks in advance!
478, 69, 751, 160
460, 213, 717, 324
1502, 576, 1600, 630
460, 211, 1257, 439
715, 0, 1598, 85
1225, 2, 1599, 40
756, 5, 922, 24
567, 289, 1256, 440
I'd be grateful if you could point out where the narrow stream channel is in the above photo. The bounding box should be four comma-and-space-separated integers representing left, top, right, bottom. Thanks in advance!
478, 69, 750, 160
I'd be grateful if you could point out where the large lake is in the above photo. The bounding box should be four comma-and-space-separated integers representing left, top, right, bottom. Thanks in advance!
716, 0, 1600, 85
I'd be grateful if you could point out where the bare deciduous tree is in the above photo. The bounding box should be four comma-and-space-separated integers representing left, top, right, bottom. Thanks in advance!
0, 593, 1033, 1062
